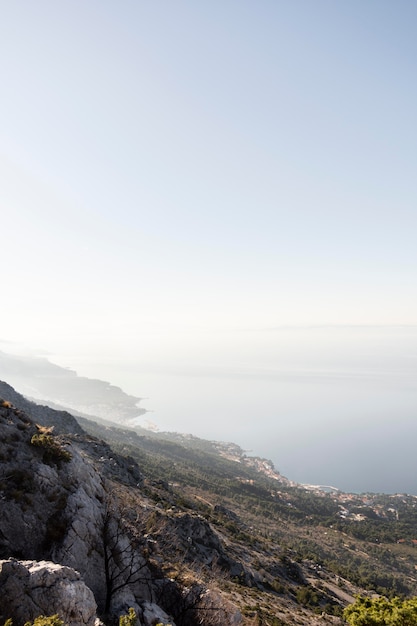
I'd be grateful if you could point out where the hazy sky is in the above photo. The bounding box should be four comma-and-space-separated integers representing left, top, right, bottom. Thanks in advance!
1, 2, 417, 491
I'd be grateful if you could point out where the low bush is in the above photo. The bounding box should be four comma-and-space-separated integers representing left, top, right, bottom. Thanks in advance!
3, 616, 64, 626
30, 434, 72, 463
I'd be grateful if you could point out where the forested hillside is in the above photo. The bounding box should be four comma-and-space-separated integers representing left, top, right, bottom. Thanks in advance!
1, 380, 417, 626
79, 416, 417, 601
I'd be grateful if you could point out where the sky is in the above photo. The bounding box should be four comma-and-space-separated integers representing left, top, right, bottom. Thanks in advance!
1, 1, 417, 492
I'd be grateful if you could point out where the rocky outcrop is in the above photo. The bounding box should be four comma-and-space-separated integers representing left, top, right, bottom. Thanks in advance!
0, 397, 108, 608
141, 602, 174, 626
0, 380, 85, 435
0, 392, 172, 622
0, 559, 98, 626
152, 511, 249, 582
0, 388, 243, 625
53, 446, 108, 608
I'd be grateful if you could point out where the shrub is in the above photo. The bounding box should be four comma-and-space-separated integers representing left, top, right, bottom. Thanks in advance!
26, 617, 64, 626
3, 616, 64, 626
30, 434, 72, 463
119, 609, 137, 626
344, 595, 417, 625
296, 585, 320, 607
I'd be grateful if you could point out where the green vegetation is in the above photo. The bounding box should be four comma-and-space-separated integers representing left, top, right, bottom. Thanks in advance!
344, 596, 417, 625
78, 417, 417, 602
68, 414, 417, 626
3, 616, 64, 626
119, 608, 137, 626
4, 393, 417, 626
296, 585, 320, 607
30, 434, 72, 463
26, 617, 64, 626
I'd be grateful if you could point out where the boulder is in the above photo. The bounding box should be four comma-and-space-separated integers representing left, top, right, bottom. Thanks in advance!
0, 559, 98, 626
141, 602, 175, 626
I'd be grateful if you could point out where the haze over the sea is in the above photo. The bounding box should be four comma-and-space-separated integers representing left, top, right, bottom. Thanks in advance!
1, 3, 417, 495
17, 323, 414, 496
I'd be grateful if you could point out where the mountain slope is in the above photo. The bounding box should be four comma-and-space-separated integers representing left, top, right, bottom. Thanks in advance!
1, 380, 417, 626
0, 351, 146, 422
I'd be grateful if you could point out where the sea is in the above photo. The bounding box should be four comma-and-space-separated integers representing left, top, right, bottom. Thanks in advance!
52, 326, 417, 495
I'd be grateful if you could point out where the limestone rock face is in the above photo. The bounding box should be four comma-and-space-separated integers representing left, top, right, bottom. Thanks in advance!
0, 388, 237, 625
0, 399, 107, 609
141, 602, 175, 626
53, 445, 107, 608
167, 513, 246, 578
0, 391, 159, 618
0, 559, 98, 626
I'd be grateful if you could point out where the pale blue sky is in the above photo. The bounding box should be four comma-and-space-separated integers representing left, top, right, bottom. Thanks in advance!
1, 2, 417, 490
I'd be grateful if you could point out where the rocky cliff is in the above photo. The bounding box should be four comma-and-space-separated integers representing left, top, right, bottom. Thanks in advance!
0, 384, 243, 626
4, 378, 401, 626
0, 560, 97, 626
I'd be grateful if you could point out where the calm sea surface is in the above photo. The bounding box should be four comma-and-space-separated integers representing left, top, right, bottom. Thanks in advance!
123, 369, 417, 495
56, 326, 417, 495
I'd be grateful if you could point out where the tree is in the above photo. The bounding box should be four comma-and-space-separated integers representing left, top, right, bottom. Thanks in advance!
102, 511, 149, 613
344, 595, 417, 626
